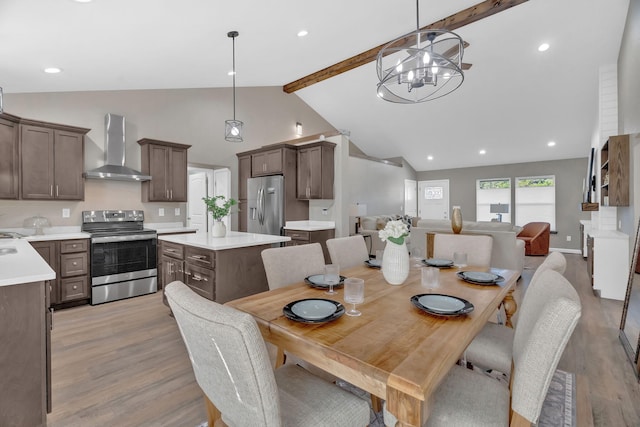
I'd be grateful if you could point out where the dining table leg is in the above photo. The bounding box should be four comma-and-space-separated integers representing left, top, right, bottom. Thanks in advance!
386, 386, 426, 427
204, 394, 226, 427
503, 288, 517, 328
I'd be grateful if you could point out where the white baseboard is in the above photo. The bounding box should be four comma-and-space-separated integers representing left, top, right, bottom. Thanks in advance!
549, 247, 582, 254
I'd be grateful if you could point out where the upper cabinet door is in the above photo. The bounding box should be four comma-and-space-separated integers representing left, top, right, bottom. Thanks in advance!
21, 124, 55, 200
139, 138, 191, 202
0, 117, 20, 199
252, 148, 283, 176
53, 130, 85, 200
297, 142, 335, 200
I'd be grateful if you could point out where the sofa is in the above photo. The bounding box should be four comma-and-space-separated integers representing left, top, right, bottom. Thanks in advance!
517, 222, 551, 255
409, 219, 525, 277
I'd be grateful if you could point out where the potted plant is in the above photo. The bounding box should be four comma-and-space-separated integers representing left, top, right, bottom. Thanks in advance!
203, 195, 237, 237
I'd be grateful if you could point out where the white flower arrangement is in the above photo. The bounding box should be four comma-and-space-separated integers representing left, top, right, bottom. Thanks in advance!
378, 220, 409, 245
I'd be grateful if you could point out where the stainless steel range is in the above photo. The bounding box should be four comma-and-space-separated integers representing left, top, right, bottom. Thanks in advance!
82, 210, 157, 305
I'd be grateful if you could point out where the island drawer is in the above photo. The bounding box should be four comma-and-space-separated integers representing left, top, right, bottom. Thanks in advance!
285, 230, 310, 241
60, 252, 88, 277
60, 276, 88, 302
184, 263, 214, 300
60, 239, 88, 253
161, 241, 184, 259
185, 246, 215, 268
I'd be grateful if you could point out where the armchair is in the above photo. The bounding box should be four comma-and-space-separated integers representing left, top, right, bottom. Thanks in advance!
517, 222, 550, 256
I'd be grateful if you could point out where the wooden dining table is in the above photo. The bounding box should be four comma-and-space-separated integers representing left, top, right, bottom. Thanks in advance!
226, 263, 519, 427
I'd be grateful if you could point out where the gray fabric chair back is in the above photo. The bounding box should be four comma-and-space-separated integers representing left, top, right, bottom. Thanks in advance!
326, 235, 369, 270
261, 243, 326, 290
165, 281, 283, 427
511, 269, 581, 423
433, 233, 493, 267
529, 251, 566, 285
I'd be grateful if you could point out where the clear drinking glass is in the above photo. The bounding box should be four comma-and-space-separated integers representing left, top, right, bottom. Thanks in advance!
344, 277, 364, 316
421, 267, 439, 292
453, 252, 468, 269
411, 246, 424, 269
324, 264, 340, 295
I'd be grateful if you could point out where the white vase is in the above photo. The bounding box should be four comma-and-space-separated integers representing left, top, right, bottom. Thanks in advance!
211, 220, 226, 237
382, 240, 410, 285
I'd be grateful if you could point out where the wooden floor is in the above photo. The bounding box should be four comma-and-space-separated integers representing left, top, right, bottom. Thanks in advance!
46, 254, 640, 426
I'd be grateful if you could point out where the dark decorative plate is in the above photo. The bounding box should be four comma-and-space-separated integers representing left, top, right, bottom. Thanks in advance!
304, 274, 346, 289
422, 258, 454, 268
411, 293, 474, 317
456, 271, 504, 285
283, 298, 345, 323
365, 259, 381, 269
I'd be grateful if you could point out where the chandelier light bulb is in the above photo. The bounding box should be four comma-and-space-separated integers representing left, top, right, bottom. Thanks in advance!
423, 52, 430, 64
407, 70, 414, 81
443, 72, 451, 79
431, 63, 439, 74
396, 61, 403, 73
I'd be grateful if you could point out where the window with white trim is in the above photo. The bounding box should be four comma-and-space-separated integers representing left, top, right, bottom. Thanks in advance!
515, 175, 556, 230
476, 178, 511, 223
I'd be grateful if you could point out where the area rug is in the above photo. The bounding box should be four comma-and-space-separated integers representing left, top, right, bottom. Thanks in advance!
196, 368, 575, 427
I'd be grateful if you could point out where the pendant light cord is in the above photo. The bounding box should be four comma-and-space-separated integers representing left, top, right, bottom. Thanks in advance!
232, 34, 237, 121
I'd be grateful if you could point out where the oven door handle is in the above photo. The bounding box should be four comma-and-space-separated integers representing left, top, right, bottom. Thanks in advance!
91, 234, 157, 243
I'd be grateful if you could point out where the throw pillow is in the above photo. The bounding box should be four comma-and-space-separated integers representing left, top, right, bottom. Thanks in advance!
376, 218, 386, 230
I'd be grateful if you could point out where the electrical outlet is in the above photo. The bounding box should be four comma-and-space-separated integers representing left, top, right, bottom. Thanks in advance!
62, 208, 70, 218
175, 208, 180, 216
322, 208, 328, 216
566, 235, 571, 242
159, 208, 165, 217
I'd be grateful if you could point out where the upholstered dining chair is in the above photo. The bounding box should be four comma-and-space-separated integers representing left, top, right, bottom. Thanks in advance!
433, 233, 493, 267
326, 235, 369, 270
166, 281, 370, 427
261, 243, 325, 290
384, 268, 581, 426
463, 252, 568, 377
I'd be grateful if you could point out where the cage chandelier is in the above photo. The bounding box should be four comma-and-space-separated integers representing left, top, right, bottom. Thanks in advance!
376, 0, 464, 103
225, 31, 243, 143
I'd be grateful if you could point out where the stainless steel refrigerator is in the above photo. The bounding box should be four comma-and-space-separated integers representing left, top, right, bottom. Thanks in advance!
247, 175, 285, 235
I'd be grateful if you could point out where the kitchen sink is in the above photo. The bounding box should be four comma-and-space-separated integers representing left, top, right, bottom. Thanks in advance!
0, 247, 17, 255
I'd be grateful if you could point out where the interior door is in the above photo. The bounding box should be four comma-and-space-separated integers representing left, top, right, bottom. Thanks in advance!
418, 179, 450, 219
213, 168, 231, 229
404, 179, 417, 216
187, 172, 208, 232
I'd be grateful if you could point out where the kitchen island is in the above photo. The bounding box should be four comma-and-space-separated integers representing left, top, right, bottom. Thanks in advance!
0, 239, 56, 427
158, 231, 290, 304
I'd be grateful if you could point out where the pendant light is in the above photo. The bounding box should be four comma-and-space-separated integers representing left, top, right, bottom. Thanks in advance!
225, 31, 243, 143
376, 0, 464, 103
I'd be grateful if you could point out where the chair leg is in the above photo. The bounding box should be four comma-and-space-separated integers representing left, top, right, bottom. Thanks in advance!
204, 395, 226, 427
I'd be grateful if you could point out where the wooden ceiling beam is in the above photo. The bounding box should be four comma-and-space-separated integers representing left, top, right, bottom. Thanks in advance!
283, 0, 528, 93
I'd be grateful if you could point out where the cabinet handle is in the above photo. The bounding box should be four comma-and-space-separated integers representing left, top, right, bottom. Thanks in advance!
165, 249, 176, 253
72, 244, 77, 248
72, 262, 78, 266
192, 274, 202, 282
184, 271, 191, 276
56, 185, 59, 197
72, 285, 78, 290
50, 185, 53, 196
170, 190, 173, 200
168, 263, 173, 275
49, 307, 54, 331
188, 255, 210, 264
166, 189, 170, 199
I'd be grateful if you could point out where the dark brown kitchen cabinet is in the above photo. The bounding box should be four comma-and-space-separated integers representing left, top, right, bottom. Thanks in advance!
30, 241, 59, 306
20, 120, 88, 200
0, 113, 20, 199
284, 228, 335, 263
0, 280, 50, 426
297, 141, 335, 200
138, 138, 191, 202
30, 238, 90, 307
251, 148, 284, 176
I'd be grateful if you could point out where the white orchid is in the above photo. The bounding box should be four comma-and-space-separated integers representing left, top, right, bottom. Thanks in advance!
378, 220, 409, 245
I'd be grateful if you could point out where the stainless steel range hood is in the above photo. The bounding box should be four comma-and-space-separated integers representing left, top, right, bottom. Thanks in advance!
84, 114, 152, 181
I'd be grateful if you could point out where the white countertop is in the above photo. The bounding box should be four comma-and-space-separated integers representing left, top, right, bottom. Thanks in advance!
0, 239, 56, 287
146, 222, 198, 235
0, 226, 90, 241
25, 232, 91, 242
284, 220, 335, 231
159, 231, 290, 250
588, 229, 628, 239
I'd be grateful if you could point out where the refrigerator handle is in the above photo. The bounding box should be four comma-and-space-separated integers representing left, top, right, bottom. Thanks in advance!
257, 187, 264, 225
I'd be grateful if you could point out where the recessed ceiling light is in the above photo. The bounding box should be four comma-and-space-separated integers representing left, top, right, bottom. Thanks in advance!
547, 141, 556, 147
427, 155, 433, 160
74, 0, 93, 2
227, 70, 235, 76
479, 149, 486, 155
538, 43, 550, 52
44, 67, 62, 74
297, 30, 308, 37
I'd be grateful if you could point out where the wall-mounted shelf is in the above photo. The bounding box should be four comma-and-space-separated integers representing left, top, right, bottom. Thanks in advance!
600, 135, 629, 206
581, 203, 599, 211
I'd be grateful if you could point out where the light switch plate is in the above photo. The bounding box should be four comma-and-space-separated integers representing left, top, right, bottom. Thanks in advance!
62, 208, 70, 218
159, 208, 165, 217
175, 208, 180, 216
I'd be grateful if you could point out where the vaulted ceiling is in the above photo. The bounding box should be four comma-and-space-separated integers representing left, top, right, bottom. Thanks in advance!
0, 0, 630, 171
